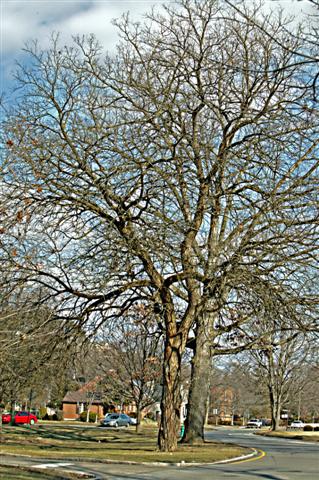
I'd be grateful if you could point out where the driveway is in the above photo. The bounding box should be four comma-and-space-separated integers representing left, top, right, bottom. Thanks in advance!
2, 427, 319, 479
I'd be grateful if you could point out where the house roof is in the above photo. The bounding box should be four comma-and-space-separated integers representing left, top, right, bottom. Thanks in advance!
63, 389, 103, 404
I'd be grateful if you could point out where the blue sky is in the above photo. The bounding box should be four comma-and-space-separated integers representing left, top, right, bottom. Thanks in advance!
0, 0, 316, 99
1, 0, 164, 97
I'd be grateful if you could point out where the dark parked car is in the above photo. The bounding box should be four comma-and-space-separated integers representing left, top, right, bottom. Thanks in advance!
1, 411, 38, 425
101, 413, 135, 427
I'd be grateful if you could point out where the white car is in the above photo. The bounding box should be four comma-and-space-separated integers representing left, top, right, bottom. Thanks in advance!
290, 420, 305, 428
247, 419, 263, 428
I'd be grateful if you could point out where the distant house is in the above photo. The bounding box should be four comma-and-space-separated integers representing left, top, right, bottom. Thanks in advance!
62, 388, 104, 420
208, 386, 236, 425
62, 379, 139, 420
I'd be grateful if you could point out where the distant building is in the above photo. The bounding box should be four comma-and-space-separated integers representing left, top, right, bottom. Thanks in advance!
62, 388, 104, 420
208, 386, 236, 425
62, 380, 138, 420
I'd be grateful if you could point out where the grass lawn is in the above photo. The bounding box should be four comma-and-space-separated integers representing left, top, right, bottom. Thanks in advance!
0, 424, 247, 464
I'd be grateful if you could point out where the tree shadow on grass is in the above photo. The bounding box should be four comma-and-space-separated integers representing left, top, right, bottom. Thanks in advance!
2, 425, 157, 448
3, 425, 108, 443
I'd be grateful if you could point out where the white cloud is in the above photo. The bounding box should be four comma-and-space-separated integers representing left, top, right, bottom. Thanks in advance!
56, 4, 137, 53
0, 0, 163, 89
1, 0, 316, 95
1, 1, 162, 56
263, 0, 316, 20
2, 1, 86, 54
1, 0, 315, 56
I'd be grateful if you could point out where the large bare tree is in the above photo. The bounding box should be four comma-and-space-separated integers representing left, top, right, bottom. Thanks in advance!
1, 0, 318, 450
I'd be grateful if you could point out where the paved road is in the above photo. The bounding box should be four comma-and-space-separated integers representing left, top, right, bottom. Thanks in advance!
207, 429, 319, 480
2, 428, 319, 479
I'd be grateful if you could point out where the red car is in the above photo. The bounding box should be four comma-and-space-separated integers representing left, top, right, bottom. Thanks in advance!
2, 411, 38, 425
1, 412, 11, 424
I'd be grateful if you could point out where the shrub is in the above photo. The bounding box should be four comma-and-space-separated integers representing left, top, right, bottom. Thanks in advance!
79, 411, 97, 423
38, 407, 47, 419
56, 410, 63, 421
144, 412, 156, 421
303, 425, 314, 431
41, 412, 62, 421
233, 420, 243, 426
219, 420, 232, 426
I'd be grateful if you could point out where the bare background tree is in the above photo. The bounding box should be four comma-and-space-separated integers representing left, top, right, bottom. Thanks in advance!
247, 331, 312, 430
99, 305, 162, 432
0, 298, 79, 418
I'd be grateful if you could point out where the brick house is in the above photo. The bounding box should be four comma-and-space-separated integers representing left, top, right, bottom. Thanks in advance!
208, 386, 236, 425
62, 377, 138, 420
62, 388, 104, 420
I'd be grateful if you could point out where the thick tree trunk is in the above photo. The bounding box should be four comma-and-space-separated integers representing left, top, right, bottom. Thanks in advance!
269, 387, 281, 431
271, 404, 281, 431
157, 335, 183, 452
135, 406, 142, 433
182, 313, 213, 444
10, 398, 15, 426
267, 350, 283, 432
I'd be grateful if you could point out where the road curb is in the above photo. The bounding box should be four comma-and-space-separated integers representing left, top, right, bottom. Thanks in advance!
0, 448, 259, 468
256, 431, 319, 443
206, 448, 260, 466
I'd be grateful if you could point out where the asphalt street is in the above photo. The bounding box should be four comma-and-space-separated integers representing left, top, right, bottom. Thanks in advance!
2, 428, 319, 479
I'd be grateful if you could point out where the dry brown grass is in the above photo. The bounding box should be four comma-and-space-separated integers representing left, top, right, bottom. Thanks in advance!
0, 424, 247, 463
257, 430, 319, 442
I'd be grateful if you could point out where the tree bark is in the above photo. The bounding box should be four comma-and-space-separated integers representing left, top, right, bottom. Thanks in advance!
270, 404, 281, 431
269, 386, 282, 431
182, 313, 213, 444
157, 335, 183, 452
135, 406, 142, 433
10, 398, 15, 426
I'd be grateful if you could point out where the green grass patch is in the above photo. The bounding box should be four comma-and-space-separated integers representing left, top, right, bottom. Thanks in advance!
0, 424, 246, 463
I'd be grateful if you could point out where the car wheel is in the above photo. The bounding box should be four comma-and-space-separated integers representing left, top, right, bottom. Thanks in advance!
125, 423, 129, 428
30, 419, 35, 425
114, 422, 118, 427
